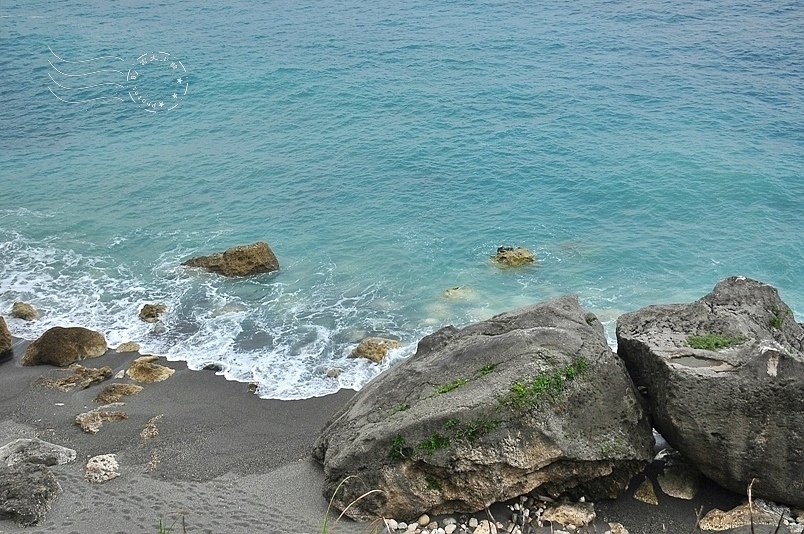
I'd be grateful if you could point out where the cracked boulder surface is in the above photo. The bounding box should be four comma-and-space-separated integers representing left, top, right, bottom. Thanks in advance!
313, 296, 652, 521
617, 276, 804, 507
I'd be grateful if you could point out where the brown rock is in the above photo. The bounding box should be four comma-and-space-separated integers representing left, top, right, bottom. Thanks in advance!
633, 479, 659, 505
606, 523, 629, 534
491, 246, 535, 267
140, 415, 163, 441
75, 404, 128, 434
126, 356, 175, 383
182, 241, 279, 277
699, 500, 789, 531
349, 337, 400, 364
0, 317, 12, 361
22, 327, 107, 367
138, 304, 166, 323
11, 302, 38, 321
36, 364, 112, 392
115, 342, 140, 353
95, 383, 143, 403
543, 502, 596, 528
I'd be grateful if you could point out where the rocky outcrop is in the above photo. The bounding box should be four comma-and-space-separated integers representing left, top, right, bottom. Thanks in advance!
138, 304, 166, 323
349, 337, 401, 364
0, 463, 61, 525
11, 302, 38, 321
0, 317, 12, 361
491, 246, 535, 267
36, 364, 112, 391
0, 438, 76, 468
182, 241, 279, 277
21, 327, 107, 367
314, 296, 653, 520
85, 454, 120, 483
617, 276, 804, 507
95, 383, 143, 403
126, 355, 175, 383
75, 403, 128, 434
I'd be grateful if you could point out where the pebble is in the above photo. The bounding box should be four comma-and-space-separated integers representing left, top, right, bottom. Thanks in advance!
397, 521, 407, 530
444, 525, 456, 534
443, 517, 457, 526
468, 518, 478, 528
385, 518, 398, 531
427, 521, 438, 530
418, 514, 431, 527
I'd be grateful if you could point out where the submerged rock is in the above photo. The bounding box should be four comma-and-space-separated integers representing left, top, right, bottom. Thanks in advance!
617, 276, 804, 507
0, 317, 12, 362
0, 463, 61, 526
350, 337, 401, 364
11, 302, 38, 321
138, 304, 166, 323
0, 438, 76, 467
126, 355, 175, 383
182, 241, 279, 277
314, 296, 652, 520
85, 454, 120, 484
75, 403, 128, 434
36, 364, 112, 391
95, 383, 143, 404
22, 327, 107, 367
491, 246, 535, 267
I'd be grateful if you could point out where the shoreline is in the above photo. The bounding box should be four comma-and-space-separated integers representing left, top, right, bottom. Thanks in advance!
0, 332, 788, 534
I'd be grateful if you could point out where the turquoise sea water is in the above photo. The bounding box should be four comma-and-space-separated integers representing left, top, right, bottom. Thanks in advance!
1, 0, 801, 399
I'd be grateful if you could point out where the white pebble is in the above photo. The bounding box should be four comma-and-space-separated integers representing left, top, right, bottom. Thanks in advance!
468, 518, 479, 528
443, 517, 457, 526
445, 525, 457, 534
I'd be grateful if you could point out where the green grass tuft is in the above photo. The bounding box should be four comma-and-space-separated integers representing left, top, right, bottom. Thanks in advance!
435, 378, 468, 394
687, 334, 744, 351
500, 357, 588, 410
415, 433, 450, 454
477, 363, 497, 376
388, 435, 412, 460
391, 403, 410, 414
769, 306, 788, 330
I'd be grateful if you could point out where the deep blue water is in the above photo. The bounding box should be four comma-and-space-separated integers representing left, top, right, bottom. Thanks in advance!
1, 0, 802, 398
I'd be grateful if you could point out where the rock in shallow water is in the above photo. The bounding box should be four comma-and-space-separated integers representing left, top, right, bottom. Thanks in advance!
490, 246, 535, 267
22, 326, 107, 367
138, 303, 166, 323
182, 241, 279, 277
314, 296, 652, 521
350, 337, 401, 364
617, 276, 804, 507
11, 301, 38, 321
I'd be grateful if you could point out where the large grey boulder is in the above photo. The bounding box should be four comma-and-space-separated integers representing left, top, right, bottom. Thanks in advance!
0, 317, 12, 361
22, 326, 107, 367
182, 241, 279, 277
617, 276, 804, 507
0, 463, 61, 526
313, 296, 652, 520
0, 438, 76, 468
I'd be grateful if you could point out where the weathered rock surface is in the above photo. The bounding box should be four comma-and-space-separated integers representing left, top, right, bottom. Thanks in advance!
95, 383, 143, 403
0, 317, 12, 361
138, 303, 166, 323
491, 246, 535, 267
11, 302, 38, 321
75, 403, 128, 433
617, 276, 804, 507
350, 337, 401, 364
314, 296, 652, 520
22, 326, 107, 367
0, 463, 61, 526
126, 355, 175, 383
182, 241, 279, 277
115, 341, 140, 353
543, 501, 596, 527
0, 438, 76, 467
85, 454, 120, 483
633, 478, 658, 505
656, 451, 699, 500
36, 364, 112, 391
699, 499, 791, 531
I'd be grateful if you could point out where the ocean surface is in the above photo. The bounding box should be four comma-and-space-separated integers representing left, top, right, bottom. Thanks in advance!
1, 0, 801, 399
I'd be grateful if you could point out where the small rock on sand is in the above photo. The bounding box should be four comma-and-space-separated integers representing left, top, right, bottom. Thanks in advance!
36, 364, 112, 391
115, 342, 140, 353
75, 404, 128, 434
85, 454, 120, 484
95, 383, 143, 404
140, 415, 163, 441
0, 438, 76, 467
0, 463, 61, 525
22, 326, 107, 367
543, 502, 596, 528
699, 500, 790, 531
126, 355, 175, 383
633, 478, 659, 505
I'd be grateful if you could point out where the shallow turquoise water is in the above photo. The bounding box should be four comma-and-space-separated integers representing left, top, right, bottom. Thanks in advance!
1, 0, 802, 398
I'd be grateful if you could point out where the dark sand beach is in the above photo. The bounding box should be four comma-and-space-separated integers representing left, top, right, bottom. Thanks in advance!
0, 335, 789, 534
